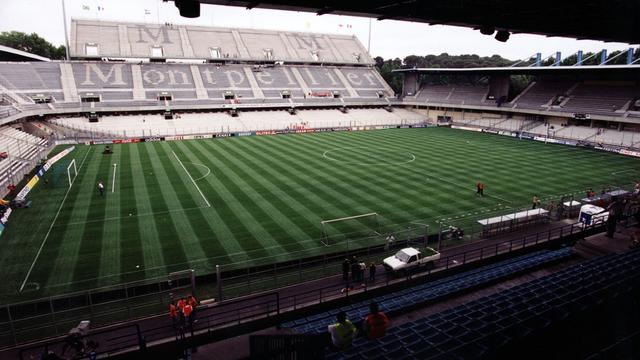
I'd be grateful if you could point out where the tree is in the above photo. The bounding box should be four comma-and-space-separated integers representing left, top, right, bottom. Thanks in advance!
0, 31, 66, 60
374, 53, 516, 94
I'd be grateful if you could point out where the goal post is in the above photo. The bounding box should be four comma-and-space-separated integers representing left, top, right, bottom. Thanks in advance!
66, 158, 77, 187
320, 212, 381, 246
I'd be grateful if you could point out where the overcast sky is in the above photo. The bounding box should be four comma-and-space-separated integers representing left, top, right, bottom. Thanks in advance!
1, 0, 636, 61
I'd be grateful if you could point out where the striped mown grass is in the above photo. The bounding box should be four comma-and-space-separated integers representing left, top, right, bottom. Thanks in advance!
1, 127, 638, 301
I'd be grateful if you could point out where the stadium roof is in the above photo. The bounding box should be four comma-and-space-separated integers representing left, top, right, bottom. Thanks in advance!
392, 64, 640, 76
195, 0, 640, 44
0, 45, 50, 62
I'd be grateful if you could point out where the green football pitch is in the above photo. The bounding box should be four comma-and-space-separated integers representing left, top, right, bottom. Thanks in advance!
1, 127, 638, 301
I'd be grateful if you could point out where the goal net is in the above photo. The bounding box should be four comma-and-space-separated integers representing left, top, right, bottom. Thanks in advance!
320, 212, 381, 246
66, 158, 78, 187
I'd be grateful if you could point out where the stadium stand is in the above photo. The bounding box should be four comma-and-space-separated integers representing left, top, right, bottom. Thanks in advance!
512, 79, 576, 110
321, 247, 640, 359
0, 62, 391, 106
70, 19, 372, 65
283, 248, 574, 335
50, 108, 427, 137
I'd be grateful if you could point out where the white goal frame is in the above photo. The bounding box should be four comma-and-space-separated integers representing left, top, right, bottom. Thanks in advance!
66, 159, 78, 187
320, 212, 380, 246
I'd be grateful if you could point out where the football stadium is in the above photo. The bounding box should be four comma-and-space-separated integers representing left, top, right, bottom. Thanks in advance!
0, 1, 639, 359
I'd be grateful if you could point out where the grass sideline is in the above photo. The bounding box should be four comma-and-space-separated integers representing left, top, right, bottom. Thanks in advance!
1, 127, 638, 301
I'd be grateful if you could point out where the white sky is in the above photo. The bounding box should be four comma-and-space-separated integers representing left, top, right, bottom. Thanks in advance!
0, 0, 636, 62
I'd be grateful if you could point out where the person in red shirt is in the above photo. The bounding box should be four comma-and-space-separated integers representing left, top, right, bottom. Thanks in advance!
187, 295, 198, 323
176, 298, 187, 326
177, 298, 186, 311
183, 303, 194, 327
362, 302, 389, 339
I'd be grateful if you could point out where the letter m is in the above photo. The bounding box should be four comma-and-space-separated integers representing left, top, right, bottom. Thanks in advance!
296, 35, 322, 50
82, 64, 127, 86
136, 25, 173, 44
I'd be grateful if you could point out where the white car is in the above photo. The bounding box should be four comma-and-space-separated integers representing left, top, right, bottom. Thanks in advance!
383, 247, 440, 273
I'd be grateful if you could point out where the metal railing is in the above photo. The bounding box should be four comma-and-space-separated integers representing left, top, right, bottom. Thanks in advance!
2, 217, 607, 356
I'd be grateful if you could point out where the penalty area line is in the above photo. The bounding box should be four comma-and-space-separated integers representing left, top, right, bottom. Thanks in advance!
20, 147, 93, 293
172, 150, 211, 208
111, 163, 117, 193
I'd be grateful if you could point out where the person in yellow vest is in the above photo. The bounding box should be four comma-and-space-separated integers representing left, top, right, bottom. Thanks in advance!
328, 311, 358, 349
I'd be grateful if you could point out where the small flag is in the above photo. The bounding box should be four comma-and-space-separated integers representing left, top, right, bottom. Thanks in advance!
144, 9, 151, 15
82, 4, 90, 11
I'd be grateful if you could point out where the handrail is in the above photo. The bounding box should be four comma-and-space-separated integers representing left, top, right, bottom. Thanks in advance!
1, 218, 608, 353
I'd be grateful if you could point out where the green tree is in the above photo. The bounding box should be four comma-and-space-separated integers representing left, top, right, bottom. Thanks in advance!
375, 57, 403, 94
0, 31, 66, 60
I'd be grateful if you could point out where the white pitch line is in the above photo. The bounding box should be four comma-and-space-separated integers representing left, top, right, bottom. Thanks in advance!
172, 150, 211, 208
20, 147, 93, 292
111, 163, 117, 193
184, 162, 211, 181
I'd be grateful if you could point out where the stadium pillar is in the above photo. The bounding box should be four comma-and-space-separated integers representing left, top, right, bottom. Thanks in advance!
402, 73, 419, 98
577, 51, 583, 66
555, 52, 561, 66
627, 48, 634, 65
600, 49, 607, 65
535, 53, 542, 67
190, 269, 196, 297
216, 265, 222, 301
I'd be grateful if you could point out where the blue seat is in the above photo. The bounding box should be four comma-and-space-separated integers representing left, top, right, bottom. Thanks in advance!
400, 333, 421, 346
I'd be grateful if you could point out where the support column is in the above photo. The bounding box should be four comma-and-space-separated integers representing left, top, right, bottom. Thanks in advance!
178, 27, 195, 58
333, 69, 358, 98
323, 35, 342, 62
243, 67, 264, 99
290, 67, 311, 96
59, 63, 79, 103
130, 65, 146, 101
118, 25, 131, 57
190, 65, 208, 99
231, 30, 251, 59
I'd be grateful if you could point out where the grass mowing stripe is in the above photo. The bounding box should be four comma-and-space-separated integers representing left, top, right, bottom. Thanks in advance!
165, 142, 241, 266
180, 139, 280, 263
137, 143, 189, 274
212, 139, 317, 251
39, 147, 107, 291
287, 133, 472, 222
229, 138, 340, 232
234, 137, 366, 248
169, 146, 211, 208
200, 140, 295, 260
345, 130, 514, 204
20, 146, 93, 292
255, 135, 392, 221
311, 132, 497, 219
127, 144, 167, 280
70, 146, 113, 287
117, 144, 146, 284
5, 127, 640, 299
151, 142, 210, 266
99, 145, 123, 283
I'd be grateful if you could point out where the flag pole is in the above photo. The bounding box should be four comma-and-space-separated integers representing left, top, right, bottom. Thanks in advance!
367, 18, 372, 53
61, 0, 70, 60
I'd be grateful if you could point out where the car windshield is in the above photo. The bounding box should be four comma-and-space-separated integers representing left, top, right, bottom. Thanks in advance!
395, 250, 410, 262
